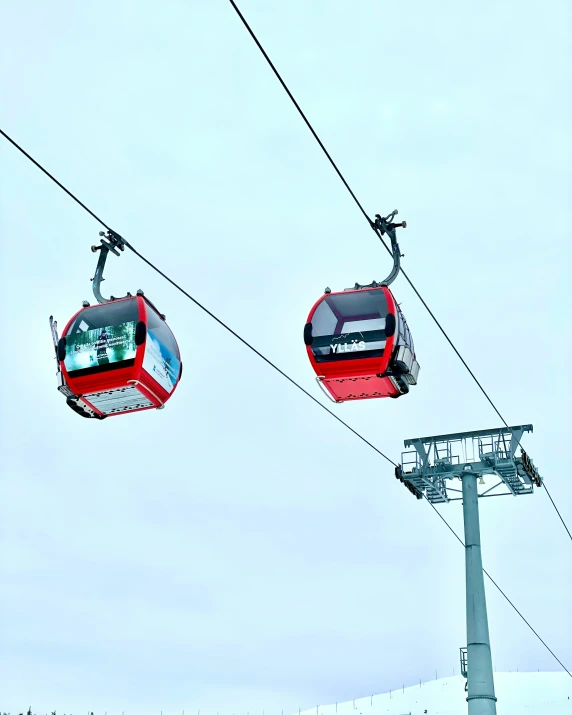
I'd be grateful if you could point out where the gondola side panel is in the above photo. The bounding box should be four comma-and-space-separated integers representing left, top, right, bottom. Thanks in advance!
139, 302, 182, 403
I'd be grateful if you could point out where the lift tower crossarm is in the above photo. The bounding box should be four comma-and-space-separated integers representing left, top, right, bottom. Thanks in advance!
400, 425, 539, 502
404, 424, 533, 448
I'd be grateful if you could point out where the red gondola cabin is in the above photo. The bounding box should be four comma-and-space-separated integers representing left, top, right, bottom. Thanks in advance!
55, 293, 181, 418
304, 285, 419, 402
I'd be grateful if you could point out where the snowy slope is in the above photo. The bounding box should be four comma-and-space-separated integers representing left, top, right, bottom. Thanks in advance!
300, 673, 571, 715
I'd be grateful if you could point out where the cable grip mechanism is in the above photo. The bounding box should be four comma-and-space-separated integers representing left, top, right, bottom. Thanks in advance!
353, 210, 407, 290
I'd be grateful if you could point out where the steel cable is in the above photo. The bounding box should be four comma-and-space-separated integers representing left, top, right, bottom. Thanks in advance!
0, 121, 568, 674
225, 0, 572, 544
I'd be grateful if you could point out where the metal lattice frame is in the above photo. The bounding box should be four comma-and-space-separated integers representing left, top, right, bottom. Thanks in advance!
396, 425, 542, 504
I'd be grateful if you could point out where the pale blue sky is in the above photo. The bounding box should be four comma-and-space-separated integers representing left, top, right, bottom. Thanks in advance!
1, 1, 570, 713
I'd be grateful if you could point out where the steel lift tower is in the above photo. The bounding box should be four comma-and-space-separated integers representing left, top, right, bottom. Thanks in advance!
396, 425, 542, 715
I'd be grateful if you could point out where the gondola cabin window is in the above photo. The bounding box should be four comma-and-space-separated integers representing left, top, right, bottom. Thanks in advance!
310, 289, 390, 362
63, 299, 140, 377
142, 305, 181, 393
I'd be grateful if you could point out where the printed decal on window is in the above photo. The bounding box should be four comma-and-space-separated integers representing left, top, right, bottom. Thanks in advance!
64, 321, 137, 371
143, 329, 180, 393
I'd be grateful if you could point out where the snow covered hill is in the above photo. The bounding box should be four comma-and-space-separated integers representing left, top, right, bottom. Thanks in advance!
301, 673, 571, 715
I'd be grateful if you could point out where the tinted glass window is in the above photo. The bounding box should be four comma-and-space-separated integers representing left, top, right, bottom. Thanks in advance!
310, 289, 389, 362
396, 308, 414, 353
64, 299, 139, 376
146, 305, 180, 359
67, 299, 139, 336
311, 300, 338, 337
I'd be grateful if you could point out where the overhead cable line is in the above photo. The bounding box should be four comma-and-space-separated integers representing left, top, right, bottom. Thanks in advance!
226, 1, 372, 227
424, 496, 571, 676
0, 129, 112, 231
0, 128, 395, 468
542, 485, 572, 540
1, 128, 569, 675
225, 0, 572, 544
223, 0, 516, 427
128, 242, 397, 466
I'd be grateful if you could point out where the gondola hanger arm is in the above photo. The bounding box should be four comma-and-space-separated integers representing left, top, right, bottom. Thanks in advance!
90, 229, 132, 304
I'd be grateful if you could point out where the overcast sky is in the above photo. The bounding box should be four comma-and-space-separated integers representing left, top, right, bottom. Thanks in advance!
1, 1, 570, 713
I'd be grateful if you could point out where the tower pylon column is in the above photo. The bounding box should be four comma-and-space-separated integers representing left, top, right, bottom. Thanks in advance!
462, 470, 497, 715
